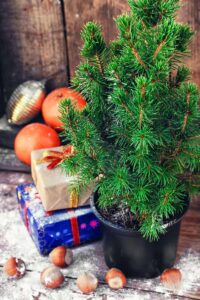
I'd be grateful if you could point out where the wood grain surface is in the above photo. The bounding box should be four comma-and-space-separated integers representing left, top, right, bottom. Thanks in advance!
177, 0, 200, 87
0, 0, 68, 106
0, 0, 199, 105
65, 0, 200, 82
0, 77, 4, 117
0, 171, 200, 299
0, 148, 30, 173
64, 0, 110, 77
64, 0, 129, 76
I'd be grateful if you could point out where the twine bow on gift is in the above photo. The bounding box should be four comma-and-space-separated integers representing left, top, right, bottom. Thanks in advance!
36, 145, 74, 169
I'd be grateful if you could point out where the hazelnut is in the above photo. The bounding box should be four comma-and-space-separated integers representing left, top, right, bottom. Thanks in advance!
49, 246, 73, 268
105, 268, 126, 289
77, 272, 98, 294
160, 268, 182, 290
3, 257, 26, 278
40, 266, 64, 289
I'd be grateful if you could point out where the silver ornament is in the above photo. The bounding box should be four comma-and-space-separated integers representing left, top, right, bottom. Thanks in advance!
6, 80, 46, 125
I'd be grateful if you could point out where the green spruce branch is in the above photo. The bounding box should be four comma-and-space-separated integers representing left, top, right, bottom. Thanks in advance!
61, 0, 200, 241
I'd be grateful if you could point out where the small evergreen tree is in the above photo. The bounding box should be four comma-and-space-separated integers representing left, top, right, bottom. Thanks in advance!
60, 0, 200, 240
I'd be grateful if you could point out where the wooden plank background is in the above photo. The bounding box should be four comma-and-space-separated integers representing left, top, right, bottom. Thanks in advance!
0, 0, 199, 116
0, 0, 68, 110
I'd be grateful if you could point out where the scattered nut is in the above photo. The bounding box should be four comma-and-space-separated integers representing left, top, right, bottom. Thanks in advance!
160, 268, 182, 290
105, 268, 127, 289
3, 257, 26, 278
77, 272, 98, 294
40, 266, 64, 289
49, 246, 73, 268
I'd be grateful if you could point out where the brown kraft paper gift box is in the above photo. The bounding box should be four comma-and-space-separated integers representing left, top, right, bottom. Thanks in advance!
31, 146, 92, 211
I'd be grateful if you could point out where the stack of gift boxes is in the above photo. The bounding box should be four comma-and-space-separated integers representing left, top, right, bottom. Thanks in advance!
16, 146, 102, 255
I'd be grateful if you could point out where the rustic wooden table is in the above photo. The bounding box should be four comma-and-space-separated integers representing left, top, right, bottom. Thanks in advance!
0, 156, 200, 299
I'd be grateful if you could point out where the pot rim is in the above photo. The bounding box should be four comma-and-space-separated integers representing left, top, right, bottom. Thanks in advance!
90, 192, 190, 236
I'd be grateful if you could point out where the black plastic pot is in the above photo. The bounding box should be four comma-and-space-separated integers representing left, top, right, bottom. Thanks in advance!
91, 192, 189, 278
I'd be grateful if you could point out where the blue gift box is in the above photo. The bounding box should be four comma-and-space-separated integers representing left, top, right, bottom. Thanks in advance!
16, 183, 102, 255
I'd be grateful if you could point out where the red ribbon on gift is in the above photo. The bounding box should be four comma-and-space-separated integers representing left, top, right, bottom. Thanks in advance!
70, 215, 80, 246
44, 208, 80, 246
37, 145, 74, 170
23, 194, 41, 232
24, 202, 30, 231
45, 210, 53, 217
